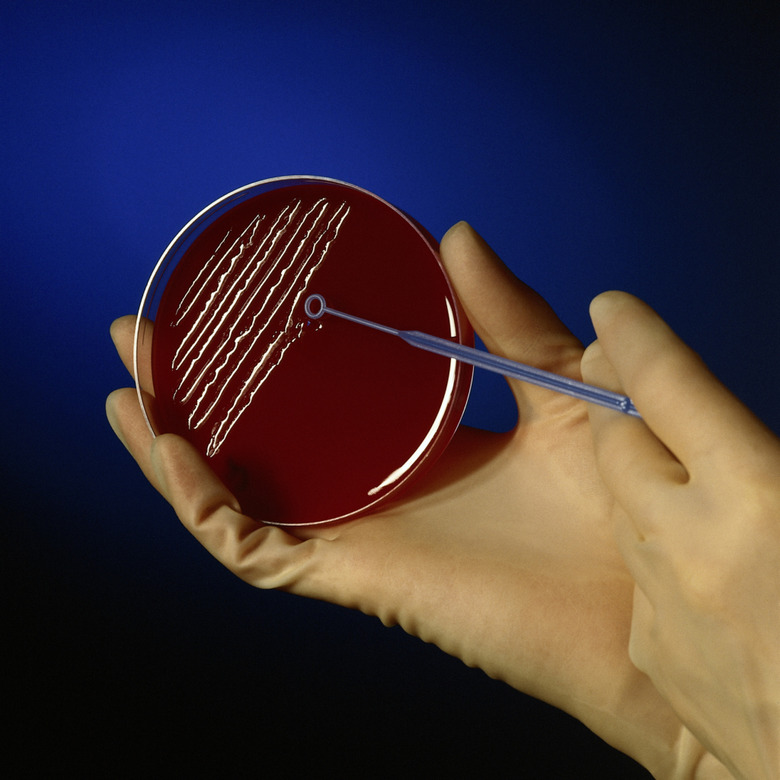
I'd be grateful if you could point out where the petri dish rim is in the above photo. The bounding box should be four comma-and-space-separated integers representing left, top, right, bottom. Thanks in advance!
133, 175, 474, 525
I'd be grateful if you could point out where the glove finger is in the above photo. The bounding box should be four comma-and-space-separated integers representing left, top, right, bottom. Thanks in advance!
588, 290, 773, 477
439, 222, 584, 417
110, 314, 154, 395
106, 386, 164, 493
150, 432, 328, 590
581, 338, 688, 523
108, 385, 344, 595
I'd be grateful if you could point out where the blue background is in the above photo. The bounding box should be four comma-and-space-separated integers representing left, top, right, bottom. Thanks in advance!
3, 0, 777, 775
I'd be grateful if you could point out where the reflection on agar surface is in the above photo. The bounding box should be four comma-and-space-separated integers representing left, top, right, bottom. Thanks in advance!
145, 178, 473, 526
366, 296, 459, 496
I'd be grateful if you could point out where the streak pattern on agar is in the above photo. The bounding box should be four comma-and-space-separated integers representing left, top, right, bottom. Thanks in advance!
168, 197, 350, 457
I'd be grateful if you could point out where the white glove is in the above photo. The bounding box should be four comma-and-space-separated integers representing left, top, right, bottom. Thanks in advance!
108, 223, 730, 778
582, 290, 780, 779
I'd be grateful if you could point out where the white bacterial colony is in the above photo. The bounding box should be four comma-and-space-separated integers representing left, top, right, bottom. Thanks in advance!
169, 197, 350, 457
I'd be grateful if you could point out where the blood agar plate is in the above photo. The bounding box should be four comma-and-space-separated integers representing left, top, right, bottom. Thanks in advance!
135, 176, 473, 526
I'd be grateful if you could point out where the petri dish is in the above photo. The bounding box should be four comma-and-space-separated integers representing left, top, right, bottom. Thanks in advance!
135, 176, 473, 526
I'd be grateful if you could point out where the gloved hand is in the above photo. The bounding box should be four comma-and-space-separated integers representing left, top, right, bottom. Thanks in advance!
107, 222, 728, 778
582, 291, 780, 780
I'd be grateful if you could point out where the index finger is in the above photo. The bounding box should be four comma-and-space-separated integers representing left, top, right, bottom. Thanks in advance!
111, 314, 154, 395
588, 291, 771, 474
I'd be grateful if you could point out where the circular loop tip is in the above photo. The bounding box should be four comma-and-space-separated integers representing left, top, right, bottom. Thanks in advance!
305, 293, 326, 319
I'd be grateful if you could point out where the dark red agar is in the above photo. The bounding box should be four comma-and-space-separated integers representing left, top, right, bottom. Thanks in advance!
145, 179, 473, 526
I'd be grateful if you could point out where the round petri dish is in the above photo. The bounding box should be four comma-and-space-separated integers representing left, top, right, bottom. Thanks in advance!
135, 176, 473, 526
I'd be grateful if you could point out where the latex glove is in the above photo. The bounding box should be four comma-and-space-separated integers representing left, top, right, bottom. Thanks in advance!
107, 223, 728, 778
581, 291, 780, 779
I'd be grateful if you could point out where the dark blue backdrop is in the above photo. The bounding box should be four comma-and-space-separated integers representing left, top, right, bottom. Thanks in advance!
3, 1, 777, 775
